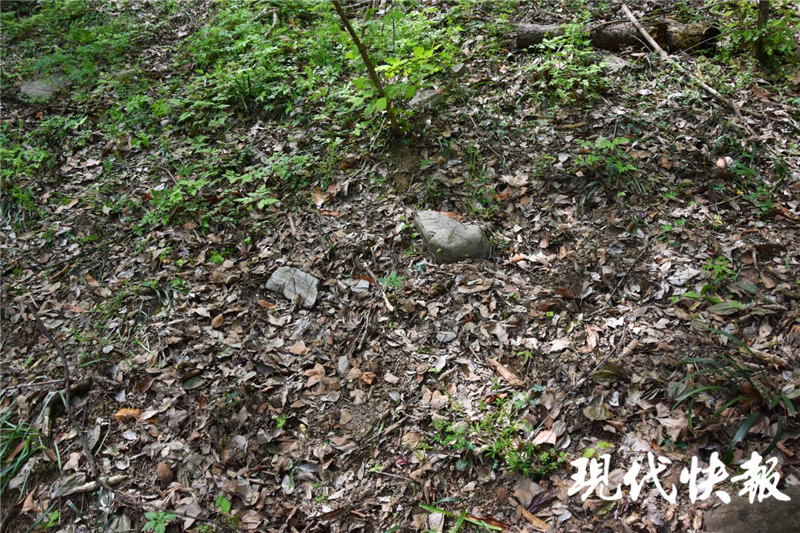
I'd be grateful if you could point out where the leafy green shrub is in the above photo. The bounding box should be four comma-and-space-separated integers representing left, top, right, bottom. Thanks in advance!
432, 393, 567, 478
711, 0, 799, 63
525, 23, 607, 103
180, 0, 340, 119
341, 7, 456, 128
576, 136, 642, 193
1, 0, 145, 88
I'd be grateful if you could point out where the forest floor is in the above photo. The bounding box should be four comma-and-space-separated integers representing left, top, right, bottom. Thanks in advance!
2, 1, 800, 532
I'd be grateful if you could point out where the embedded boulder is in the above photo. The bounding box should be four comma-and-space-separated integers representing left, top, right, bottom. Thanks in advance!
414, 210, 490, 263
266, 267, 319, 308
703, 485, 800, 533
408, 89, 444, 111
20, 74, 67, 100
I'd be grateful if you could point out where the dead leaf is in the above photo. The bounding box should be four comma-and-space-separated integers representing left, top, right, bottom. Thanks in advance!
547, 338, 571, 353
502, 173, 528, 187
402, 432, 423, 449
156, 461, 173, 488
288, 340, 309, 356
539, 233, 550, 248
579, 326, 599, 353
312, 188, 332, 208
487, 358, 524, 387
518, 505, 550, 531
54, 198, 79, 214
583, 405, 612, 421
532, 429, 557, 446
305, 363, 326, 387
555, 287, 577, 299
114, 408, 141, 423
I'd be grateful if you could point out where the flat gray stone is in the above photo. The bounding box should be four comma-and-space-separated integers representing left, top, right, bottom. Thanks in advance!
20, 74, 67, 100
266, 267, 319, 308
409, 89, 444, 111
450, 63, 468, 77
601, 54, 629, 74
414, 210, 490, 263
436, 331, 457, 343
704, 485, 800, 533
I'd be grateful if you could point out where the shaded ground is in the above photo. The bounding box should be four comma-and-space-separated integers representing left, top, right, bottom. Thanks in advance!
2, 1, 799, 532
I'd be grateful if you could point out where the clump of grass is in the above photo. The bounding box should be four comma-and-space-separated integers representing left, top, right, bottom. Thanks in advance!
431, 391, 567, 477
1, 409, 45, 493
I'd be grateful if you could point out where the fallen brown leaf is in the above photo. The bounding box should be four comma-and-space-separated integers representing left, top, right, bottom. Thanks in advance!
487, 358, 524, 387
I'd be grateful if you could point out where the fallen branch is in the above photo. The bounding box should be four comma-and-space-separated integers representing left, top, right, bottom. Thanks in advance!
25, 300, 214, 526
516, 20, 719, 53
26, 300, 112, 495
621, 4, 799, 171
621, 4, 746, 124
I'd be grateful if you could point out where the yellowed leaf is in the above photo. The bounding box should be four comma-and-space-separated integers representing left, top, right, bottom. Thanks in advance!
114, 408, 141, 423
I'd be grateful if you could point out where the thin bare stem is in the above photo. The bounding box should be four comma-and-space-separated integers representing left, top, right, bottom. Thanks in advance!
331, 0, 400, 136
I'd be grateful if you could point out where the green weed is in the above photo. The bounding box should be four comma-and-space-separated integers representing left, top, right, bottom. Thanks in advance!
576, 136, 642, 193
141, 512, 176, 533
432, 392, 567, 478
525, 20, 607, 104
702, 256, 737, 287
1, 409, 45, 493
673, 326, 797, 462
378, 271, 406, 289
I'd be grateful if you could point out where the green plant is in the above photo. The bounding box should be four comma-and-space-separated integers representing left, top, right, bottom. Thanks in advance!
582, 441, 614, 459
710, 0, 799, 63
525, 20, 607, 103
209, 250, 225, 265
517, 350, 535, 363
673, 326, 797, 462
464, 146, 497, 216
743, 183, 776, 217
419, 501, 502, 531
702, 256, 737, 287
141, 511, 176, 533
1, 409, 45, 493
432, 420, 475, 453
378, 271, 405, 289
432, 391, 566, 478
338, 5, 456, 133
576, 136, 642, 193
214, 494, 231, 514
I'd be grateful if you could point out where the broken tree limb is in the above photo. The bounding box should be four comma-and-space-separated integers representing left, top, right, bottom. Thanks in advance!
620, 5, 798, 171
516, 20, 719, 53
620, 4, 746, 124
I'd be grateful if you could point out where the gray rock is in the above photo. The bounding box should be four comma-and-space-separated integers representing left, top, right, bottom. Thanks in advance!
704, 485, 800, 533
436, 331, 457, 343
266, 267, 319, 308
601, 54, 629, 74
409, 89, 444, 111
20, 74, 67, 100
451, 62, 468, 77
414, 210, 490, 263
